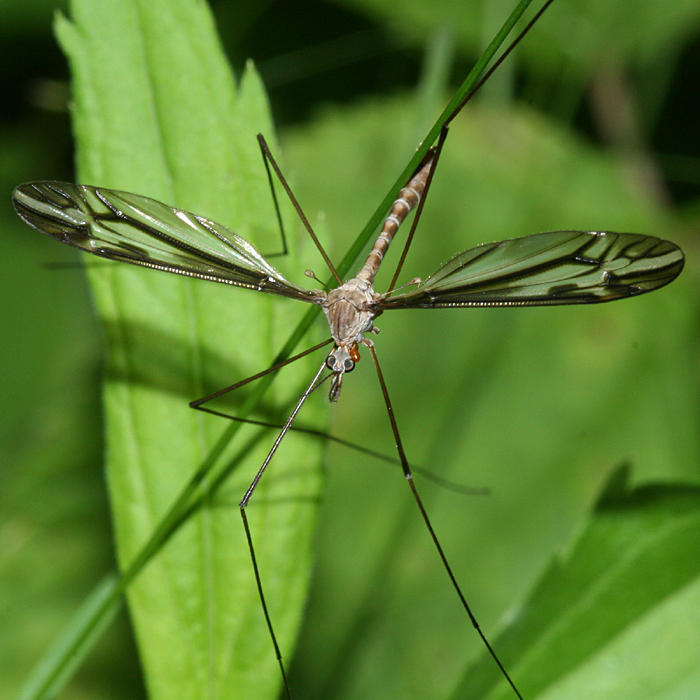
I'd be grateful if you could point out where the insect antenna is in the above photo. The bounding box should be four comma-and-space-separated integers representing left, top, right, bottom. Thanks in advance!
365, 340, 523, 699
257, 133, 343, 284
304, 268, 330, 289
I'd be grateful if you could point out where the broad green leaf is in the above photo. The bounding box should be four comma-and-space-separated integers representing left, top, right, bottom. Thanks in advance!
454, 465, 700, 699
54, 1, 326, 698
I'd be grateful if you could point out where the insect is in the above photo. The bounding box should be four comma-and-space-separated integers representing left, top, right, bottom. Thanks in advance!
12, 154, 685, 697
10, 5, 686, 700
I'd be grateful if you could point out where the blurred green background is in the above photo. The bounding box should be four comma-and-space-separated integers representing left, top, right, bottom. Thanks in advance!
1, 1, 698, 699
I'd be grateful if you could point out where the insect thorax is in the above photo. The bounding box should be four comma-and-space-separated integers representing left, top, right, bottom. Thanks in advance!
322, 276, 379, 347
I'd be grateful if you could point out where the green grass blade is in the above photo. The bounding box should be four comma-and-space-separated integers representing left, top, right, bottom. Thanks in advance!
333, 0, 539, 285
16, 574, 122, 700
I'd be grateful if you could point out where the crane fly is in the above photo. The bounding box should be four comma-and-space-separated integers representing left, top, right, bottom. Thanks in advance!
12, 152, 684, 412
10, 7, 686, 700
11, 151, 685, 698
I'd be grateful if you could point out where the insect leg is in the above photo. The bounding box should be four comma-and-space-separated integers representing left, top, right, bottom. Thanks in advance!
238, 360, 328, 700
189, 338, 332, 409
257, 133, 342, 284
384, 0, 557, 294
257, 132, 289, 258
364, 339, 523, 700
192, 403, 489, 497
443, 0, 556, 128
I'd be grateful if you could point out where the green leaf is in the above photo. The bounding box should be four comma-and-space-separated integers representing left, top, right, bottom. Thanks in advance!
52, 2, 326, 698
453, 465, 700, 699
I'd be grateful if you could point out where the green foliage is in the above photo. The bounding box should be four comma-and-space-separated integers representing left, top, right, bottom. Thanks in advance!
281, 87, 698, 699
336, 0, 700, 76
2, 0, 698, 699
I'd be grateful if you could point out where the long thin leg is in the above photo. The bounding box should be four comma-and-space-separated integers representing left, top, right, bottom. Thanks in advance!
240, 361, 326, 507
257, 133, 342, 284
257, 134, 289, 258
238, 361, 327, 700
443, 0, 555, 128
364, 339, 523, 700
385, 2, 556, 294
192, 403, 488, 497
189, 338, 332, 409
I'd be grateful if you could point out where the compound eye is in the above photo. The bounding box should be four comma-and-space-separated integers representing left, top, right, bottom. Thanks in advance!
326, 355, 337, 370
343, 358, 355, 372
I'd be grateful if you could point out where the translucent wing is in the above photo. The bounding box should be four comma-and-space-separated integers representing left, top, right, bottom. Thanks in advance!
379, 230, 684, 309
13, 181, 321, 303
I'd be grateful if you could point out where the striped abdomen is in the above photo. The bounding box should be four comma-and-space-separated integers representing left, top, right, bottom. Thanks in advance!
355, 150, 435, 284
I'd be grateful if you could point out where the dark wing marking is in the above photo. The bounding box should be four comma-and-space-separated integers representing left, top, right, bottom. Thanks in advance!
378, 230, 684, 309
13, 181, 321, 303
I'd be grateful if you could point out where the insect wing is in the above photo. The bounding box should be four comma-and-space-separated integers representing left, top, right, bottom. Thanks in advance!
13, 181, 319, 302
379, 230, 684, 308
